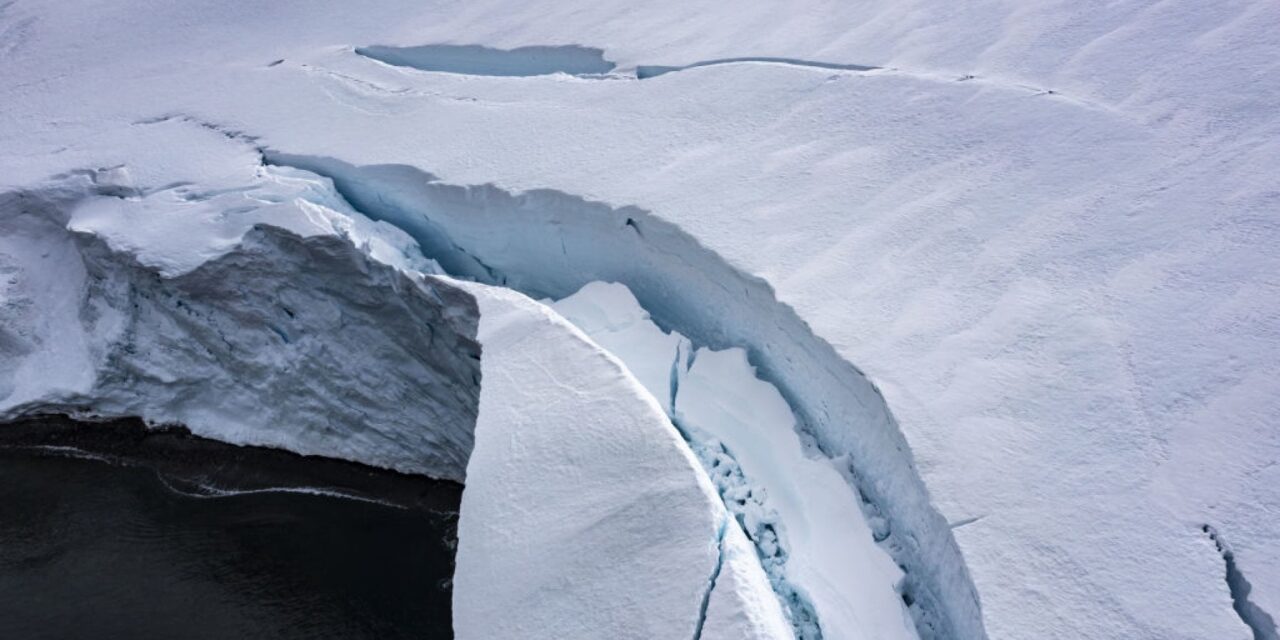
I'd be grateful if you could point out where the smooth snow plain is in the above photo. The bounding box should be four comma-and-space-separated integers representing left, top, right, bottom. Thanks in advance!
1, 0, 1278, 638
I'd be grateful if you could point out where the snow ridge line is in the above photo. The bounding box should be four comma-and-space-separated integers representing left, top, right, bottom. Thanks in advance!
1203, 525, 1279, 640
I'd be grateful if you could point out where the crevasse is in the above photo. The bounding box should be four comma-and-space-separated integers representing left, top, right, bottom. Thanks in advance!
263, 152, 986, 640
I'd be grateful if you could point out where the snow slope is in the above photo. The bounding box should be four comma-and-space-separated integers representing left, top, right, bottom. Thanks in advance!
2, 0, 1278, 638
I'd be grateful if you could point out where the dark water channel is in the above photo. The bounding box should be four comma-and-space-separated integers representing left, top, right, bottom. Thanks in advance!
0, 417, 459, 640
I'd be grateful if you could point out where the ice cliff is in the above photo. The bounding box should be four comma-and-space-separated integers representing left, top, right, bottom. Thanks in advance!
0, 160, 482, 479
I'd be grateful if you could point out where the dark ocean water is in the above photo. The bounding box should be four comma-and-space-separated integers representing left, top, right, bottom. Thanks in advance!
0, 428, 457, 640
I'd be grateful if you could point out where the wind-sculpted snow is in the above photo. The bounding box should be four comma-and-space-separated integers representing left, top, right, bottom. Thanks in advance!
355, 44, 615, 77
264, 152, 984, 639
0, 169, 483, 479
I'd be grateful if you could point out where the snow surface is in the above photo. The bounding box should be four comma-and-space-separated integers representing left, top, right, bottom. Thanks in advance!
2, 0, 1278, 638
453, 281, 790, 640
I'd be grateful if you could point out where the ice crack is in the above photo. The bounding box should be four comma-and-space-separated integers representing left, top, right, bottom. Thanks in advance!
693, 514, 731, 640
1203, 525, 1278, 640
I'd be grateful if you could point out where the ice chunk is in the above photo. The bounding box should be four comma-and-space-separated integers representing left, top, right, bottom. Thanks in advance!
453, 282, 789, 640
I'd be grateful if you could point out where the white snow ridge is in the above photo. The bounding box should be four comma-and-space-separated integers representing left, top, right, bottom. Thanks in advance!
2, 1, 1279, 639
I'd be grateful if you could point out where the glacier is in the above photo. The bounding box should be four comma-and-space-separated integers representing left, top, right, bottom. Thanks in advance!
2, 0, 1279, 638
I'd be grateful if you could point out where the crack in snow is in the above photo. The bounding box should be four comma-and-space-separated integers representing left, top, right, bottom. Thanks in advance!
692, 513, 731, 640
1203, 525, 1279, 640
341, 41, 1108, 113
659, 339, 821, 640
636, 57, 878, 79
949, 516, 986, 530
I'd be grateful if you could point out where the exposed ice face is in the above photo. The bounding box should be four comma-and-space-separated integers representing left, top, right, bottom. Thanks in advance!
453, 282, 791, 640
0, 165, 481, 479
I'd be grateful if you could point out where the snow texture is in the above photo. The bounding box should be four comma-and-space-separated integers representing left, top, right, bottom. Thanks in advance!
452, 281, 790, 640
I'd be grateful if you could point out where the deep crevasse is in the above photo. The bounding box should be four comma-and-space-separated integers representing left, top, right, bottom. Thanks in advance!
552, 281, 920, 640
